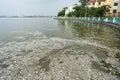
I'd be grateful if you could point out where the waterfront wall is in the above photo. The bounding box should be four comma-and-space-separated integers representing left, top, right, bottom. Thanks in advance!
55, 17, 120, 25
105, 12, 120, 17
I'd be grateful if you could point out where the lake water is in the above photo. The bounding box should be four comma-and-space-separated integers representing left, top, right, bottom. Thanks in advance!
0, 18, 120, 80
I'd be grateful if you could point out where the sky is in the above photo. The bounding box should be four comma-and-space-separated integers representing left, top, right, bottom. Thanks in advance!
0, 0, 79, 16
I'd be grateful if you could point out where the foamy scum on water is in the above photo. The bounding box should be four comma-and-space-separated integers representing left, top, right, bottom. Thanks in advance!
0, 32, 120, 80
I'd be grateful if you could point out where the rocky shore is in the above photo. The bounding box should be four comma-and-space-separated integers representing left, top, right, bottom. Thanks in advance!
0, 35, 120, 80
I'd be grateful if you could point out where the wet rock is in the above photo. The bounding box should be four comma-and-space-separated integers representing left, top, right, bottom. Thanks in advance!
0, 64, 9, 69
16, 49, 32, 56
0, 37, 119, 80
75, 57, 79, 60
59, 61, 63, 64
99, 60, 120, 78
115, 52, 120, 62
0, 57, 12, 63
39, 57, 51, 72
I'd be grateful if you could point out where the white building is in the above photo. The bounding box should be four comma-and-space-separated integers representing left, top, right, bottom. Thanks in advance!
64, 4, 79, 16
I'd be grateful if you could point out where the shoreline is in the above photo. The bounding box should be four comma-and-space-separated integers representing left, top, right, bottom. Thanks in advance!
80, 20, 120, 30
54, 17, 120, 30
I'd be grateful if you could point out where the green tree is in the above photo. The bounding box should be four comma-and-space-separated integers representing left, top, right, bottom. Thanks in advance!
73, 6, 81, 17
67, 12, 75, 17
79, 0, 89, 7
89, 5, 111, 17
99, 5, 111, 17
66, 6, 82, 17
57, 9, 65, 17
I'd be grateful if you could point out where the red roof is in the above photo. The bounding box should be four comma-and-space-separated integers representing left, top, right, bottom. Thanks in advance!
90, 0, 106, 2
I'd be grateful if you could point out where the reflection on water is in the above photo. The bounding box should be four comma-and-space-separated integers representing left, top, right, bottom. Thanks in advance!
0, 18, 120, 80
58, 20, 120, 49
57, 20, 120, 78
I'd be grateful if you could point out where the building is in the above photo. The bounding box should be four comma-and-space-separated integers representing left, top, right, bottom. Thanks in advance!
106, 0, 120, 13
87, 0, 106, 8
64, 4, 79, 16
87, 0, 120, 16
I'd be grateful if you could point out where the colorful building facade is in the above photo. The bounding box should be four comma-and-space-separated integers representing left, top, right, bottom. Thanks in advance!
87, 0, 106, 8
87, 0, 120, 14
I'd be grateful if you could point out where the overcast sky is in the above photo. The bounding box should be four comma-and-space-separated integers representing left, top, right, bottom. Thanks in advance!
0, 0, 79, 16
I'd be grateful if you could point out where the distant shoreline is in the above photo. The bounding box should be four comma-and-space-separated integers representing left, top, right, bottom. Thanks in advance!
0, 16, 56, 18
